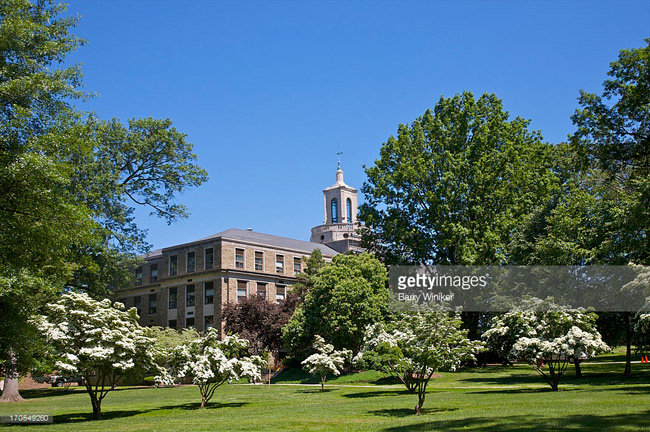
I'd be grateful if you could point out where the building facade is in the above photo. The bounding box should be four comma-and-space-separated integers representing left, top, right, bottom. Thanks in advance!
116, 165, 361, 335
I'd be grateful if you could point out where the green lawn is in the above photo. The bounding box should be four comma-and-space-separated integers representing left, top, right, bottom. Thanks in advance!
1, 360, 649, 431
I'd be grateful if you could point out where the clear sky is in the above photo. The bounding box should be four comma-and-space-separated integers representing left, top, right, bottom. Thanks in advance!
63, 0, 650, 251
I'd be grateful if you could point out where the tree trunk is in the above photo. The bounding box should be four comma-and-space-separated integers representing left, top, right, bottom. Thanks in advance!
574, 359, 582, 378
0, 348, 24, 403
201, 394, 206, 408
89, 392, 102, 420
321, 375, 326, 392
624, 313, 632, 377
415, 396, 425, 415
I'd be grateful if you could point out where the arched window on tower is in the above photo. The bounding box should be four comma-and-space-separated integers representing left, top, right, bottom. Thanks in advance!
331, 198, 338, 223
346, 198, 352, 223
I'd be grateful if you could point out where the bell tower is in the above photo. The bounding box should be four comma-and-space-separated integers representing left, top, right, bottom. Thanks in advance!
310, 162, 362, 253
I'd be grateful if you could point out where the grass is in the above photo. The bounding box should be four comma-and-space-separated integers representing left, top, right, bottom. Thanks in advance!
1, 359, 649, 431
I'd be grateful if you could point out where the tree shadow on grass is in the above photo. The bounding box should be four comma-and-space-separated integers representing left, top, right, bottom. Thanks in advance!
371, 407, 458, 418
50, 401, 248, 424
14, 389, 84, 400
343, 389, 409, 399
380, 411, 650, 431
157, 401, 248, 410
465, 387, 577, 395
55, 409, 156, 423
295, 388, 336, 394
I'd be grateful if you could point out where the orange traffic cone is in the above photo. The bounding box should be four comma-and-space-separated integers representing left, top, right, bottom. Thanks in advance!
641, 356, 646, 363
645, 356, 649, 363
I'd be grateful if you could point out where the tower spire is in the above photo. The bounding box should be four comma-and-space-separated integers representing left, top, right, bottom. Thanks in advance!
337, 144, 343, 170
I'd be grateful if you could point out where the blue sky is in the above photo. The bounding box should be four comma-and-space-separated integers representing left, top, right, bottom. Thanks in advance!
64, 0, 650, 251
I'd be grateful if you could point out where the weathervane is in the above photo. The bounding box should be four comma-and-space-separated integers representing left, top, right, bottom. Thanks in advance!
337, 144, 343, 169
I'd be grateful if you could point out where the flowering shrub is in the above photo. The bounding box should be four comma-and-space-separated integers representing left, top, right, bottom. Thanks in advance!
36, 292, 160, 420
484, 308, 609, 391
301, 335, 351, 391
157, 329, 264, 407
357, 312, 482, 415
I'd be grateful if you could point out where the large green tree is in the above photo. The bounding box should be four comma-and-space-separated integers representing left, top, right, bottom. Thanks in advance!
360, 92, 559, 338
360, 92, 558, 266
282, 253, 389, 360
0, 0, 207, 402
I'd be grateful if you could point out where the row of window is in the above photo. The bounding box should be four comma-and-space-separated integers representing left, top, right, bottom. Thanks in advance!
136, 248, 304, 284
131, 294, 157, 316
331, 197, 353, 224
235, 249, 302, 275
236, 281, 286, 303
168, 315, 214, 330
170, 248, 214, 276
168, 281, 214, 309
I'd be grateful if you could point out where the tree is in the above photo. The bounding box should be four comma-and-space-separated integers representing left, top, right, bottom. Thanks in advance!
36, 292, 160, 420
146, 326, 200, 372
301, 335, 351, 391
223, 293, 297, 356
0, 0, 207, 402
282, 253, 389, 360
359, 92, 559, 340
357, 311, 482, 415
484, 307, 609, 391
0, 0, 91, 402
360, 92, 557, 267
158, 330, 264, 408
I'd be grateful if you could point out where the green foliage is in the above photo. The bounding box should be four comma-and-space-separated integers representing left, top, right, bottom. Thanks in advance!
360, 92, 558, 266
283, 253, 389, 360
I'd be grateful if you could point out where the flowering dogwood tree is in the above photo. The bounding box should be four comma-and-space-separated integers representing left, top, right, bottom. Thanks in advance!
301, 335, 351, 391
36, 292, 159, 420
484, 308, 609, 391
357, 312, 482, 415
158, 329, 264, 407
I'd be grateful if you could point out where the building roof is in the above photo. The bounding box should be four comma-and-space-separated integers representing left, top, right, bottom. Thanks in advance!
198, 228, 339, 256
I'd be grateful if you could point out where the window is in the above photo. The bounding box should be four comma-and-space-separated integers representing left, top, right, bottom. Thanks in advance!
148, 293, 157, 314
186, 317, 195, 328
276, 285, 286, 304
204, 315, 214, 330
331, 198, 338, 223
276, 254, 284, 274
294, 257, 301, 275
237, 280, 247, 303
134, 296, 142, 316
205, 247, 214, 269
255, 251, 263, 271
187, 251, 196, 273
168, 319, 177, 329
169, 255, 178, 276
346, 198, 352, 222
169, 287, 177, 309
150, 264, 158, 283
257, 282, 267, 299
186, 284, 195, 307
135, 267, 142, 286
235, 248, 245, 269
204, 281, 214, 304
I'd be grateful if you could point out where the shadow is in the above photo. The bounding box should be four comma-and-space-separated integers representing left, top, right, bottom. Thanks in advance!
13, 388, 85, 400
371, 407, 458, 418
48, 400, 248, 425
381, 411, 650, 431
157, 401, 248, 410
466, 387, 576, 395
55, 408, 156, 423
344, 389, 410, 399
295, 388, 336, 394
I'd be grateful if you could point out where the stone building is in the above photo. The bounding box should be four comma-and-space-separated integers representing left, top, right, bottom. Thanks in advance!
115, 165, 361, 334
